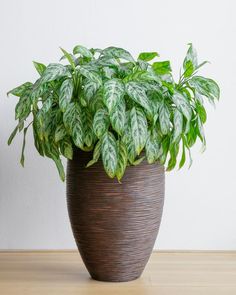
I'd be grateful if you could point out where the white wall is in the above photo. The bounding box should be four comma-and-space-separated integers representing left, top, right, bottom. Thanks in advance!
0, 0, 235, 250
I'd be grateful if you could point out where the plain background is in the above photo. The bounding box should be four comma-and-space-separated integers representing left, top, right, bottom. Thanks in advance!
0, 0, 235, 250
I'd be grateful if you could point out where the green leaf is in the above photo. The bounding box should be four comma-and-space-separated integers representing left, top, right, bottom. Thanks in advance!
20, 127, 28, 167
33, 61, 46, 76
102, 132, 118, 178
125, 81, 152, 115
183, 43, 197, 77
179, 140, 186, 169
63, 103, 84, 148
152, 61, 172, 75
167, 144, 179, 171
59, 78, 73, 112
93, 108, 110, 139
15, 94, 31, 120
82, 109, 95, 147
102, 46, 135, 63
73, 45, 93, 58
7, 82, 32, 97
60, 47, 75, 69
116, 141, 127, 181
196, 101, 207, 123
159, 101, 170, 135
83, 80, 100, 102
55, 124, 67, 143
189, 76, 220, 102
79, 66, 102, 85
60, 139, 73, 160
130, 107, 148, 155
172, 91, 192, 121
41, 63, 70, 83
53, 157, 65, 181
103, 79, 125, 113
110, 96, 126, 135
86, 140, 102, 167
122, 112, 137, 164
172, 109, 183, 143
8, 121, 23, 145
138, 52, 159, 62
145, 130, 161, 164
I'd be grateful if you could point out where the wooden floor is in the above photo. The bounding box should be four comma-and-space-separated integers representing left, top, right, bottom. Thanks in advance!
0, 251, 236, 295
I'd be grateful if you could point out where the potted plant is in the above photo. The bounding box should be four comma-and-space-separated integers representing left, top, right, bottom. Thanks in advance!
8, 44, 219, 282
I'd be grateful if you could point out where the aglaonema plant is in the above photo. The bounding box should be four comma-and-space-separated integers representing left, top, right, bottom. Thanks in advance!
7, 44, 220, 181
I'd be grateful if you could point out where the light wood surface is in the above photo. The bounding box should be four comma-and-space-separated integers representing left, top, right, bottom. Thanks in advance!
0, 251, 236, 295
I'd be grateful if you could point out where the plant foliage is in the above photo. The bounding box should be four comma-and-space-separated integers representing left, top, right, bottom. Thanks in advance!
8, 44, 220, 181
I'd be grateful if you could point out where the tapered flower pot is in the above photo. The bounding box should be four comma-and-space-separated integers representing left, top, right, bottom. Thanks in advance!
66, 149, 165, 282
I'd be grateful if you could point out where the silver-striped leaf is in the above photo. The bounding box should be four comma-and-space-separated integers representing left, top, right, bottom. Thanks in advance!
102, 46, 135, 63
159, 101, 170, 135
79, 66, 102, 86
41, 63, 70, 83
110, 96, 126, 135
63, 103, 84, 148
103, 79, 125, 113
116, 141, 127, 181
172, 109, 183, 143
93, 108, 110, 139
102, 132, 118, 178
125, 81, 153, 115
59, 78, 73, 112
130, 107, 148, 155
145, 130, 161, 164
86, 140, 102, 167
82, 108, 95, 147
73, 45, 93, 58
172, 91, 192, 121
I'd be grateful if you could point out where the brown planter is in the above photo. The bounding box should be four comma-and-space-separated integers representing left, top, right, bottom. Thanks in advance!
66, 149, 165, 282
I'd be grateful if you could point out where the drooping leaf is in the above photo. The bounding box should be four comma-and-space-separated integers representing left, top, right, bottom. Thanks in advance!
55, 124, 67, 143
82, 108, 95, 147
60, 139, 73, 160
196, 101, 207, 123
102, 132, 118, 178
130, 107, 148, 155
116, 141, 127, 181
125, 81, 152, 115
63, 102, 84, 148
145, 130, 161, 164
20, 127, 28, 167
152, 61, 172, 75
8, 121, 24, 145
172, 91, 192, 121
102, 46, 135, 63
138, 52, 159, 62
167, 143, 179, 171
172, 109, 183, 143
86, 140, 102, 167
110, 96, 126, 135
59, 78, 73, 112
159, 101, 170, 135
93, 108, 110, 138
15, 94, 31, 120
179, 139, 186, 169
103, 78, 125, 113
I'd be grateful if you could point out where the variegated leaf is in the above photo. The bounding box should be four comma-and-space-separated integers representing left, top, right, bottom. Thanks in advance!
41, 63, 70, 83
103, 79, 125, 113
33, 61, 46, 76
125, 81, 153, 115
110, 96, 126, 135
172, 109, 183, 143
60, 139, 73, 160
80, 66, 102, 85
86, 140, 102, 167
102, 132, 118, 178
116, 141, 127, 181
63, 102, 84, 148
83, 80, 100, 102
102, 46, 135, 63
172, 91, 192, 121
130, 107, 148, 155
145, 130, 161, 164
159, 101, 170, 135
59, 78, 73, 112
73, 45, 93, 58
82, 108, 95, 147
93, 108, 110, 139
7, 82, 32, 97
55, 124, 67, 143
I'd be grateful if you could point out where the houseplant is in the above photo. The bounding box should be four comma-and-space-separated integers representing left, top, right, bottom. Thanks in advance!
8, 44, 219, 282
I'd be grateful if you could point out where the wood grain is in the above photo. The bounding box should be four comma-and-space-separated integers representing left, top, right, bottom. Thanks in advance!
66, 149, 165, 281
0, 251, 236, 295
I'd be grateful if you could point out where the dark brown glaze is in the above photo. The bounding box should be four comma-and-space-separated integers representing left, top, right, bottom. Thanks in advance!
66, 149, 165, 282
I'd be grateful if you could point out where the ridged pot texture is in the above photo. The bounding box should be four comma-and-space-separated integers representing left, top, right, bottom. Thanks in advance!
66, 149, 165, 282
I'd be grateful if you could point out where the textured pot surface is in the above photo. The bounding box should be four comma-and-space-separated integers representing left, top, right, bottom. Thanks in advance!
66, 149, 165, 282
